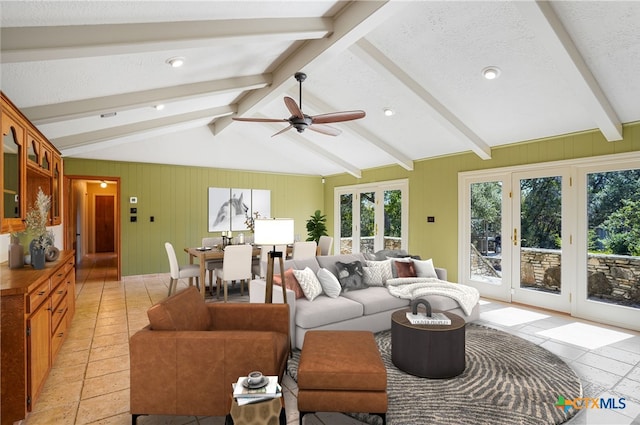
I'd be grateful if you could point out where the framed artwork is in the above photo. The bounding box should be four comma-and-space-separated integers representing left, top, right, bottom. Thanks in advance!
208, 187, 271, 232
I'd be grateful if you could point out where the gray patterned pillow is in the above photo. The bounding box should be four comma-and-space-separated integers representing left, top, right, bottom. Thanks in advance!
335, 261, 367, 292
364, 260, 393, 286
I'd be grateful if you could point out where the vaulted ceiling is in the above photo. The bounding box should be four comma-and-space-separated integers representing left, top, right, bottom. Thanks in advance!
1, 1, 638, 178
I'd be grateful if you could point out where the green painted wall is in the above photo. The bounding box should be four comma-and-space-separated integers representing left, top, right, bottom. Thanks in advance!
65, 123, 639, 278
63, 159, 324, 276
323, 122, 640, 280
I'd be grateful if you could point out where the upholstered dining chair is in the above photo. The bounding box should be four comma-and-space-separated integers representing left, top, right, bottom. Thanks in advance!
292, 241, 317, 260
215, 244, 253, 302
253, 244, 287, 278
165, 242, 201, 296
202, 237, 223, 296
318, 235, 334, 256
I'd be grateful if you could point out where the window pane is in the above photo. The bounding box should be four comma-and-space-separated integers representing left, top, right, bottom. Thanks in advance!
360, 191, 375, 254
384, 189, 401, 250
340, 194, 353, 254
469, 181, 502, 284
587, 169, 640, 309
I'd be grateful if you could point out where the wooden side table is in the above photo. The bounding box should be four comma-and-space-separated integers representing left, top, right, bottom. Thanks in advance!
391, 309, 466, 378
226, 396, 285, 425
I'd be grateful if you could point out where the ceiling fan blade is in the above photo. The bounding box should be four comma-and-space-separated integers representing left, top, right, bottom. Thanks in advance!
271, 124, 293, 137
311, 110, 365, 124
284, 96, 304, 119
308, 123, 341, 136
232, 117, 288, 123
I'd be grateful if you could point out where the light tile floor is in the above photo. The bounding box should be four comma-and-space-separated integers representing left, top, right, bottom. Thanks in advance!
21, 254, 640, 425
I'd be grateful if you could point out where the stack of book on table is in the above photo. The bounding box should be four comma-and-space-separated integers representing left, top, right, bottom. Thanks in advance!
232, 375, 282, 406
406, 311, 451, 325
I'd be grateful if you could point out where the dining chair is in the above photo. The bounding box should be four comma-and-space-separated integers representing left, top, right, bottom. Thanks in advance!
318, 235, 333, 256
215, 244, 253, 302
202, 237, 223, 296
292, 241, 317, 260
165, 242, 201, 296
253, 244, 287, 278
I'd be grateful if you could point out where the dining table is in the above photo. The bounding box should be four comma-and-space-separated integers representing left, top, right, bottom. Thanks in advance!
184, 245, 261, 298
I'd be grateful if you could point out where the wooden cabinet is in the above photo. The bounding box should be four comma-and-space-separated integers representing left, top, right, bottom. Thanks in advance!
1, 92, 63, 232
0, 251, 75, 425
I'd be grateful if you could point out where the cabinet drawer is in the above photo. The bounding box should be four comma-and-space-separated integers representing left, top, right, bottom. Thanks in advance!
64, 257, 75, 274
27, 280, 50, 314
51, 296, 67, 334
50, 281, 67, 310
51, 266, 67, 288
51, 320, 67, 360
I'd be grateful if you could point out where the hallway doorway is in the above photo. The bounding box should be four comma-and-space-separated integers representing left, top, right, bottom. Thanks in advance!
64, 176, 121, 280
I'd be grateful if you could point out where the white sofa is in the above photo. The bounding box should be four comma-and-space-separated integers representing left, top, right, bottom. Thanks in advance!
250, 253, 480, 349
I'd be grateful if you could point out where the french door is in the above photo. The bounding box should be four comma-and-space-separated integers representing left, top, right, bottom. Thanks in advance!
460, 153, 640, 330
335, 180, 408, 255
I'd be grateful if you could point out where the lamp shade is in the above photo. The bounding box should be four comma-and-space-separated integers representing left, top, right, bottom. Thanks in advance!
253, 218, 294, 246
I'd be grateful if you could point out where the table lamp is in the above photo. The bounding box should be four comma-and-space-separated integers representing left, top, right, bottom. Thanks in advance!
253, 218, 294, 303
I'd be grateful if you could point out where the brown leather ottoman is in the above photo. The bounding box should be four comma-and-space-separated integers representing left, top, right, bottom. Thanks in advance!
297, 331, 387, 425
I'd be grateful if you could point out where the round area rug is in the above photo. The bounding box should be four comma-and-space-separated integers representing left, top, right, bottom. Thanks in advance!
288, 324, 582, 425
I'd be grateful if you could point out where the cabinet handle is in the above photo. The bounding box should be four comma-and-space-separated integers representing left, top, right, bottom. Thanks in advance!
57, 332, 64, 338
57, 290, 64, 294
38, 291, 46, 296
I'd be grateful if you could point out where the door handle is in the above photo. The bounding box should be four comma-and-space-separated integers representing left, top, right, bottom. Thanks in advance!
513, 228, 518, 246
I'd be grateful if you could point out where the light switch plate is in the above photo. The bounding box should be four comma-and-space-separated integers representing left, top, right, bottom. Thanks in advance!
130, 196, 138, 204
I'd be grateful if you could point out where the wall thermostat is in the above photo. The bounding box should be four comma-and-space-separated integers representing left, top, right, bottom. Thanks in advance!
130, 197, 138, 204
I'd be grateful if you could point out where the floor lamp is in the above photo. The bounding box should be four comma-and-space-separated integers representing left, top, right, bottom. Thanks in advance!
253, 218, 294, 303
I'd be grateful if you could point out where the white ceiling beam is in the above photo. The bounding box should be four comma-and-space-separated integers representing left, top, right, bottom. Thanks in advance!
1, 18, 331, 63
514, 1, 623, 141
298, 90, 414, 171
54, 105, 235, 150
351, 39, 492, 160
213, 0, 405, 135
258, 116, 362, 178
25, 74, 270, 124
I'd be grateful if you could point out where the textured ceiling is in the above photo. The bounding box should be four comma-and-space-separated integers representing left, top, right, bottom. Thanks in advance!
1, 1, 638, 177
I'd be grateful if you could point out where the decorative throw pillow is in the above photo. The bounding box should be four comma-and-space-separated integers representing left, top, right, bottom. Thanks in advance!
395, 259, 417, 277
335, 261, 367, 292
273, 268, 305, 299
364, 260, 393, 286
388, 256, 413, 278
316, 268, 341, 298
293, 267, 323, 301
413, 258, 438, 279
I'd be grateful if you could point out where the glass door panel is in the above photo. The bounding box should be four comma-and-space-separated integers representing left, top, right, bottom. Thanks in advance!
383, 189, 402, 250
576, 167, 640, 329
339, 193, 353, 254
359, 191, 375, 254
512, 172, 570, 312
469, 181, 503, 285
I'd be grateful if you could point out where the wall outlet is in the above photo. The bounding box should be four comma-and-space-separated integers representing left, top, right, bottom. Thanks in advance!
427, 216, 435, 223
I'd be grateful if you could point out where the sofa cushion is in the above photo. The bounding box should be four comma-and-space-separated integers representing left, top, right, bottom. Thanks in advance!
335, 260, 367, 292
364, 260, 393, 285
273, 259, 297, 274
293, 257, 321, 274
316, 268, 342, 298
147, 286, 211, 331
273, 268, 305, 299
374, 249, 408, 261
316, 253, 366, 279
295, 295, 363, 329
293, 267, 323, 301
414, 258, 438, 278
342, 287, 410, 315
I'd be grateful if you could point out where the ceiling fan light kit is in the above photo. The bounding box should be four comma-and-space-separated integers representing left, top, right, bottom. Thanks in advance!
233, 72, 366, 137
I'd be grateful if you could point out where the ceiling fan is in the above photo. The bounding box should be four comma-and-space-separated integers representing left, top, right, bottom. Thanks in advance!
232, 72, 366, 137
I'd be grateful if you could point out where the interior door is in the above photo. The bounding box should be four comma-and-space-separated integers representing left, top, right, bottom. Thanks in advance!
511, 170, 572, 312
95, 195, 115, 252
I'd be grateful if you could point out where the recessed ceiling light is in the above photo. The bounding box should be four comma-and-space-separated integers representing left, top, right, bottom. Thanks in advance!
154, 104, 165, 111
482, 66, 501, 80
100, 112, 117, 118
383, 108, 395, 116
166, 57, 185, 68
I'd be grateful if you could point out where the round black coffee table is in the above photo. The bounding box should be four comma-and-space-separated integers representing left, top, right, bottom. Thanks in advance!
391, 308, 466, 378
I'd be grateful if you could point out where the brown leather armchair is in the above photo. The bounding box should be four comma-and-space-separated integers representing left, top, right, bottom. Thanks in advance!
129, 286, 290, 423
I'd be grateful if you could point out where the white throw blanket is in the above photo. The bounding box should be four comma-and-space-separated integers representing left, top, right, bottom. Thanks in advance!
386, 277, 480, 316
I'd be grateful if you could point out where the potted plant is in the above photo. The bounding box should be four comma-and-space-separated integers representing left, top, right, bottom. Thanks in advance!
23, 188, 53, 269
305, 210, 328, 243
